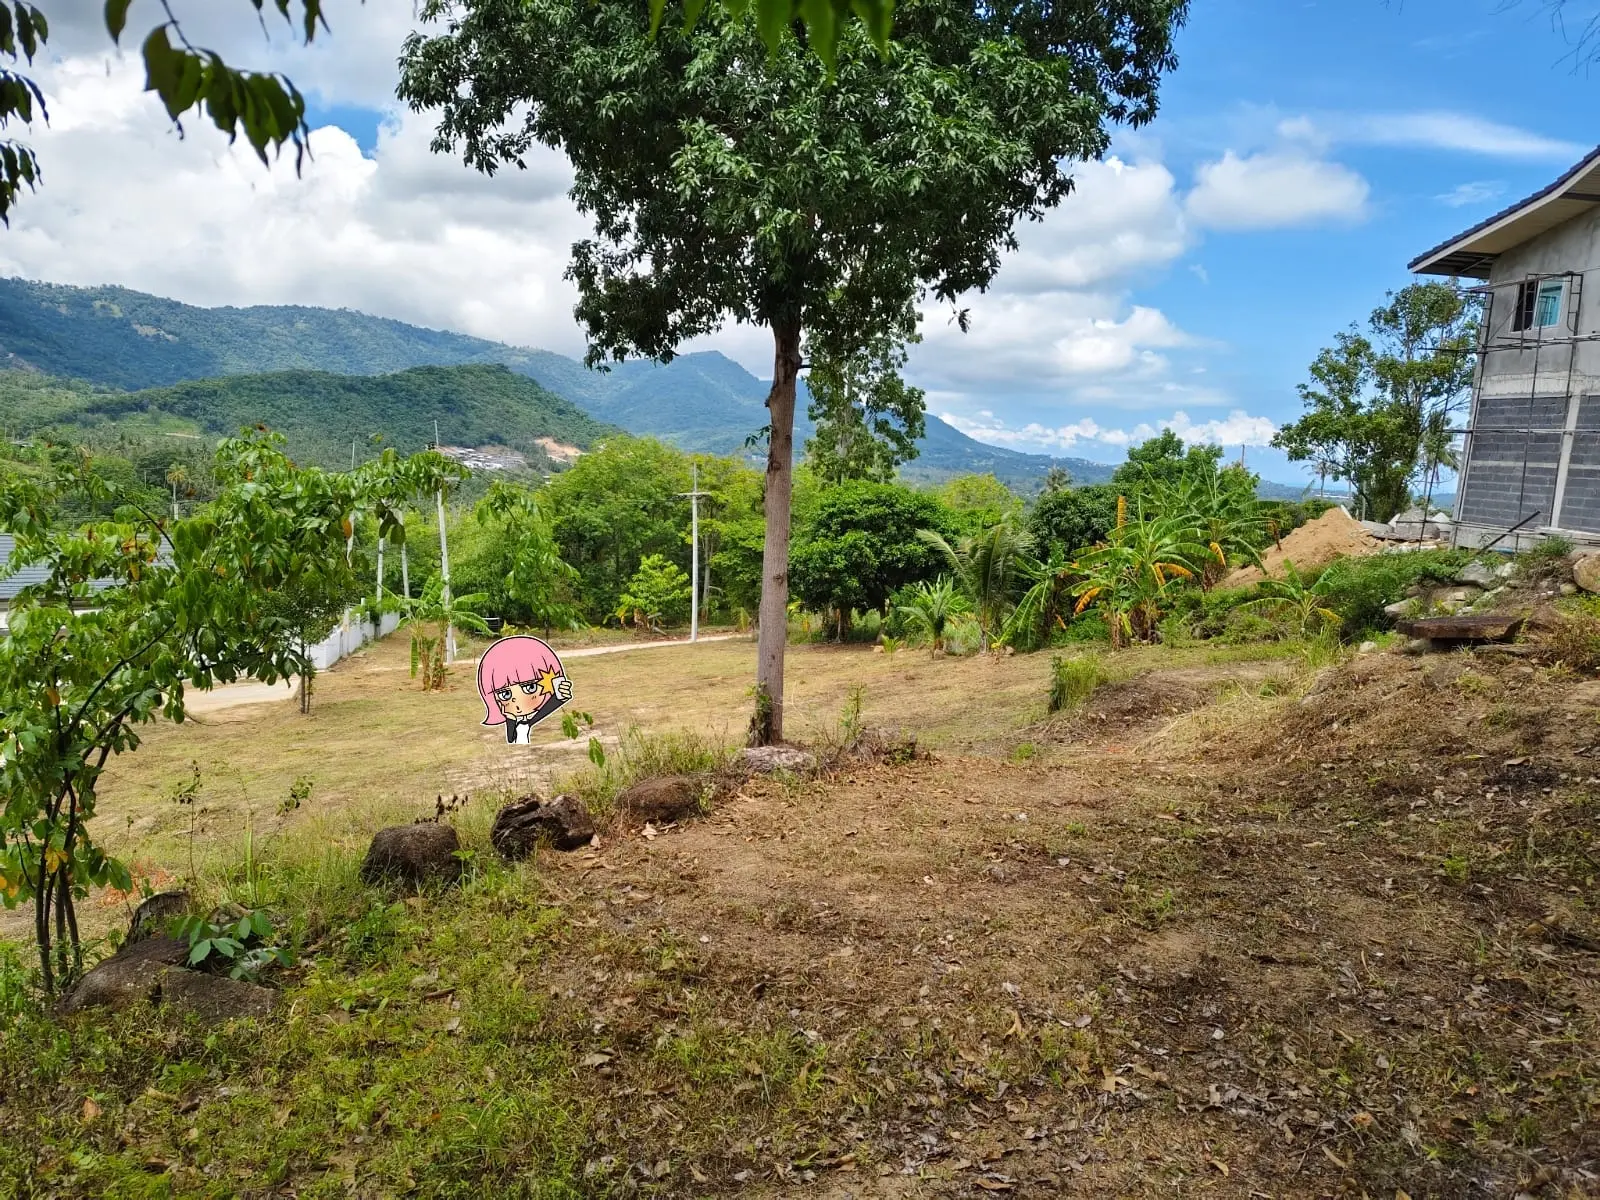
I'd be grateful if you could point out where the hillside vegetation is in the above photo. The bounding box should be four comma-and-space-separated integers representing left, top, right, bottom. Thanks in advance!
0, 278, 1112, 489
0, 364, 616, 472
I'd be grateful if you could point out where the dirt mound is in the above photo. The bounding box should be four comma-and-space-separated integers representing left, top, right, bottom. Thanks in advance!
1226, 505, 1379, 587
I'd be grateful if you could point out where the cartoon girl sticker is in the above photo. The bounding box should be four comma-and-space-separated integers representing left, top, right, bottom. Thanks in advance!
477, 635, 574, 745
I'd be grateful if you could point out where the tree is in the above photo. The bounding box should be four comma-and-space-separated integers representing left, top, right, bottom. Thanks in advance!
936, 473, 1024, 534
1028, 483, 1119, 557
788, 480, 948, 638
475, 481, 582, 635
1274, 283, 1478, 523
0, 430, 421, 992
896, 576, 969, 656
804, 331, 925, 484
1002, 546, 1075, 652
1070, 511, 1205, 646
0, 1, 334, 224
259, 573, 362, 713
1111, 430, 1235, 504
1150, 458, 1264, 590
917, 520, 1033, 653
399, 0, 1189, 742
616, 554, 692, 630
541, 437, 692, 620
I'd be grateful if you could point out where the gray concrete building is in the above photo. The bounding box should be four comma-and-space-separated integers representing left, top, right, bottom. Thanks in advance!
1412, 145, 1600, 548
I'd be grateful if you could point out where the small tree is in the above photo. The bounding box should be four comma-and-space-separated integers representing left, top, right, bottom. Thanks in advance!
615, 554, 693, 631
394, 575, 492, 691
896, 576, 970, 656
917, 521, 1033, 653
804, 333, 925, 485
0, 432, 418, 992
476, 481, 582, 636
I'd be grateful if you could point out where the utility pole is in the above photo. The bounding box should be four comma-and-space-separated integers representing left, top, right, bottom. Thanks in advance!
434, 420, 455, 662
400, 539, 410, 600
678, 463, 711, 642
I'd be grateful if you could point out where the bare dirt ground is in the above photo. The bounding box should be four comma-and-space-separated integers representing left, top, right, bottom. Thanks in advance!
528, 649, 1598, 1197
6, 635, 1596, 1198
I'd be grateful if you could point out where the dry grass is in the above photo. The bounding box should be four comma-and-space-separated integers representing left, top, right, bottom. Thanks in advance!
5, 633, 1595, 1197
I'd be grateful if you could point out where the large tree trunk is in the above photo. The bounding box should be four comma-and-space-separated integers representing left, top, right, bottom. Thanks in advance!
752, 319, 803, 746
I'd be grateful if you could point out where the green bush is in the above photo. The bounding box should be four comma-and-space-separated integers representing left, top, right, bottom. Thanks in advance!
1048, 655, 1107, 714
1314, 548, 1473, 638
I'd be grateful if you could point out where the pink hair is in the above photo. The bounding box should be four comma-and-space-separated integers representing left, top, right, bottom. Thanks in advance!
477, 635, 566, 726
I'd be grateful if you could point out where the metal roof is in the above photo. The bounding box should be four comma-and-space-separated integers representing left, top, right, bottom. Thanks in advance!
1410, 145, 1600, 279
0, 533, 121, 603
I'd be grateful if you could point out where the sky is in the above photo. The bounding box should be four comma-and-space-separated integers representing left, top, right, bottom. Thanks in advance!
2, 1, 1598, 481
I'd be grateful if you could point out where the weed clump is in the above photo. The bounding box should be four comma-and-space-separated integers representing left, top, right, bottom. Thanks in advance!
1048, 655, 1107, 715
1313, 548, 1473, 638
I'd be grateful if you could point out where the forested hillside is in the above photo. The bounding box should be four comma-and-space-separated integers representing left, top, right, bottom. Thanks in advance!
0, 278, 1107, 489
0, 364, 615, 472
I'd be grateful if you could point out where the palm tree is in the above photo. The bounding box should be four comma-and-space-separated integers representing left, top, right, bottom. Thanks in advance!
390, 574, 492, 691
896, 576, 971, 656
1153, 470, 1266, 589
917, 521, 1033, 652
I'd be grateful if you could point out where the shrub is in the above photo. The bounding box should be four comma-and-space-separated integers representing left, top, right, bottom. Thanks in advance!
1535, 604, 1600, 673
1314, 548, 1473, 638
1516, 535, 1575, 584
1048, 655, 1107, 714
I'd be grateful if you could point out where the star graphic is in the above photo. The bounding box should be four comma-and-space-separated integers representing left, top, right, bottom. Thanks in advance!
534, 666, 562, 697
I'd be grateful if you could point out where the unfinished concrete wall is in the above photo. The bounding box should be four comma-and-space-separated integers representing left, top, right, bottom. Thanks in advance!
1456, 206, 1600, 546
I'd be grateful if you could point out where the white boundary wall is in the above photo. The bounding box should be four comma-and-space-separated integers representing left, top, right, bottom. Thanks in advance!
306, 609, 401, 671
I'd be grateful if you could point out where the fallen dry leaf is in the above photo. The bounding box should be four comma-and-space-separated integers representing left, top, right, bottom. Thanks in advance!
974, 1180, 1015, 1192
81, 1098, 101, 1122
1206, 1155, 1229, 1177
581, 1051, 614, 1068
1323, 1146, 1350, 1170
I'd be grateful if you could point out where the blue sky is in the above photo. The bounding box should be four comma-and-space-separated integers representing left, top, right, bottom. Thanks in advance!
7, 0, 1598, 485
921, 0, 1598, 481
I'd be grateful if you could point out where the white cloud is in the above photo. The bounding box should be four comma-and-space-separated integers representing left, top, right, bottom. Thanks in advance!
1347, 112, 1584, 161
941, 408, 1278, 454
1436, 180, 1506, 208
1186, 150, 1370, 230
0, 54, 595, 357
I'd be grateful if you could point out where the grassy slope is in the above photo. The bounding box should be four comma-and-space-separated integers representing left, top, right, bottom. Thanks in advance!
6, 630, 1593, 1196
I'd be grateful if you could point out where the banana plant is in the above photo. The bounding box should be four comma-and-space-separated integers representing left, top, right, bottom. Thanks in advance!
387, 575, 492, 691
1071, 513, 1208, 645
1237, 560, 1340, 636
1002, 547, 1078, 652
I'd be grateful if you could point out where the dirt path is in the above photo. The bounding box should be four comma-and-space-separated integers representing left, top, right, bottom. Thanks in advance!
182, 632, 744, 713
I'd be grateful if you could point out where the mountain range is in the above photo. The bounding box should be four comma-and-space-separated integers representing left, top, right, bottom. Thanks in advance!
0, 277, 1314, 496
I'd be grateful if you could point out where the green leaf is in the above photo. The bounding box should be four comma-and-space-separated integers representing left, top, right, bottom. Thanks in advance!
188, 939, 212, 965
104, 0, 134, 43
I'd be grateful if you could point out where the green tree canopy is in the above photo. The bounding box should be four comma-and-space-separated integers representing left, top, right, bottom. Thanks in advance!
1027, 482, 1119, 557
788, 480, 950, 633
399, 0, 1188, 741
804, 329, 925, 484
1274, 282, 1478, 523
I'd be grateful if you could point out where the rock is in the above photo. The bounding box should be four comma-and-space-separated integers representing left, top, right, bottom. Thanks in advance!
490, 793, 595, 858
1457, 560, 1501, 588
1400, 637, 1437, 656
127, 890, 191, 944
159, 970, 279, 1022
59, 936, 188, 1013
360, 823, 463, 887
1572, 553, 1600, 594
1384, 599, 1414, 618
740, 745, 817, 775
1359, 641, 1378, 654
616, 775, 706, 825
61, 935, 278, 1022
1443, 587, 1482, 605
1562, 582, 1580, 596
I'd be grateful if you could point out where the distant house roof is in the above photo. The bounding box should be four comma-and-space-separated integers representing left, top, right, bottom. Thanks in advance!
0, 533, 49, 602
0, 533, 123, 605
1410, 145, 1600, 279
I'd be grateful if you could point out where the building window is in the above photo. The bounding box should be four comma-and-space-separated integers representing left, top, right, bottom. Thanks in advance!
1514, 278, 1566, 331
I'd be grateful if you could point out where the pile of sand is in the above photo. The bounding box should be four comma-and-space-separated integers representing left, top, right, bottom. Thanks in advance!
1225, 505, 1380, 587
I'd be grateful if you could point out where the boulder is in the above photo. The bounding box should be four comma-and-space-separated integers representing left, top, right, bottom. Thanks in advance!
61, 935, 278, 1022
1456, 559, 1508, 588
1383, 599, 1414, 619
1572, 553, 1600, 594
127, 890, 191, 944
360, 823, 463, 887
491, 793, 595, 858
739, 745, 817, 775
616, 775, 706, 825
